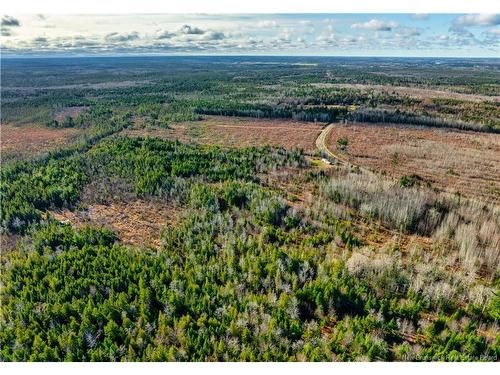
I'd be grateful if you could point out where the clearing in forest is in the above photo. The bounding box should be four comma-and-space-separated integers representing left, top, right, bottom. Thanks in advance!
1, 123, 82, 162
122, 115, 324, 152
48, 199, 179, 249
326, 123, 500, 201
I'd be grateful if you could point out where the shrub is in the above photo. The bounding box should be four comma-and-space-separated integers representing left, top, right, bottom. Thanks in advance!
336, 137, 348, 151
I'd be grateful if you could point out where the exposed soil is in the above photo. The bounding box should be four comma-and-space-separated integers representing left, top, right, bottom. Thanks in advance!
48, 199, 180, 249
326, 123, 500, 201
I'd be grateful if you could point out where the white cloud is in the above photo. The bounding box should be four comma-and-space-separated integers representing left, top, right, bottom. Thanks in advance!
485, 27, 500, 35
481, 27, 500, 46
351, 19, 398, 32
1, 14, 497, 56
396, 27, 421, 38
1, 15, 21, 36
277, 32, 291, 42
104, 32, 140, 43
411, 14, 428, 21
180, 24, 204, 35
1, 15, 20, 27
257, 20, 278, 28
453, 14, 500, 29
157, 30, 175, 39
201, 31, 225, 41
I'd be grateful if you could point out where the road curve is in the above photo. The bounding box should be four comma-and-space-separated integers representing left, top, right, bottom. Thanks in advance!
315, 123, 350, 165
315, 123, 372, 174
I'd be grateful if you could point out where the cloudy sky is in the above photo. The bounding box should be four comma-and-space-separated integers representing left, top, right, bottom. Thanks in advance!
1, 14, 499, 57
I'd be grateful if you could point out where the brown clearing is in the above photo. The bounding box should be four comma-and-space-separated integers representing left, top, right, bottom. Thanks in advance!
122, 115, 324, 152
353, 218, 433, 254
48, 199, 180, 249
54, 106, 87, 121
1, 123, 81, 161
326, 123, 500, 202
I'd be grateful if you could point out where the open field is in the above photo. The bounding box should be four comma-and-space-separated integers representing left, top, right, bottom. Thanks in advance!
0, 123, 82, 162
326, 123, 500, 201
123, 115, 324, 152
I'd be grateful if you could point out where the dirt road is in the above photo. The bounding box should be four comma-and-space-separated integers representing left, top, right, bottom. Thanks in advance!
315, 123, 350, 165
316, 123, 374, 175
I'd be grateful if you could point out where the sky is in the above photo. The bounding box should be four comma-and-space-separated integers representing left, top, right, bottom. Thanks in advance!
1, 13, 499, 57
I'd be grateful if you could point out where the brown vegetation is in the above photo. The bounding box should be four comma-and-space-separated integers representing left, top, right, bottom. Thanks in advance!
317, 165, 500, 282
1, 123, 81, 162
0, 233, 21, 252
49, 199, 179, 249
54, 106, 87, 121
122, 115, 324, 152
326, 123, 500, 201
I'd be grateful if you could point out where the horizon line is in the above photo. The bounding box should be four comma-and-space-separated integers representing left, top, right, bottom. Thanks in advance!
2, 54, 500, 59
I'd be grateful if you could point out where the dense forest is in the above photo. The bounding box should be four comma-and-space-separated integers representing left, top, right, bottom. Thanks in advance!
1, 56, 499, 361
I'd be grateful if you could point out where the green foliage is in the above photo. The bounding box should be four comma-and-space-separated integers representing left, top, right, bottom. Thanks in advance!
399, 174, 424, 188
1, 56, 498, 362
48, 116, 76, 129
336, 137, 348, 151
1, 175, 497, 361
194, 99, 348, 122
2, 56, 498, 131
1, 156, 89, 233
1, 136, 304, 234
